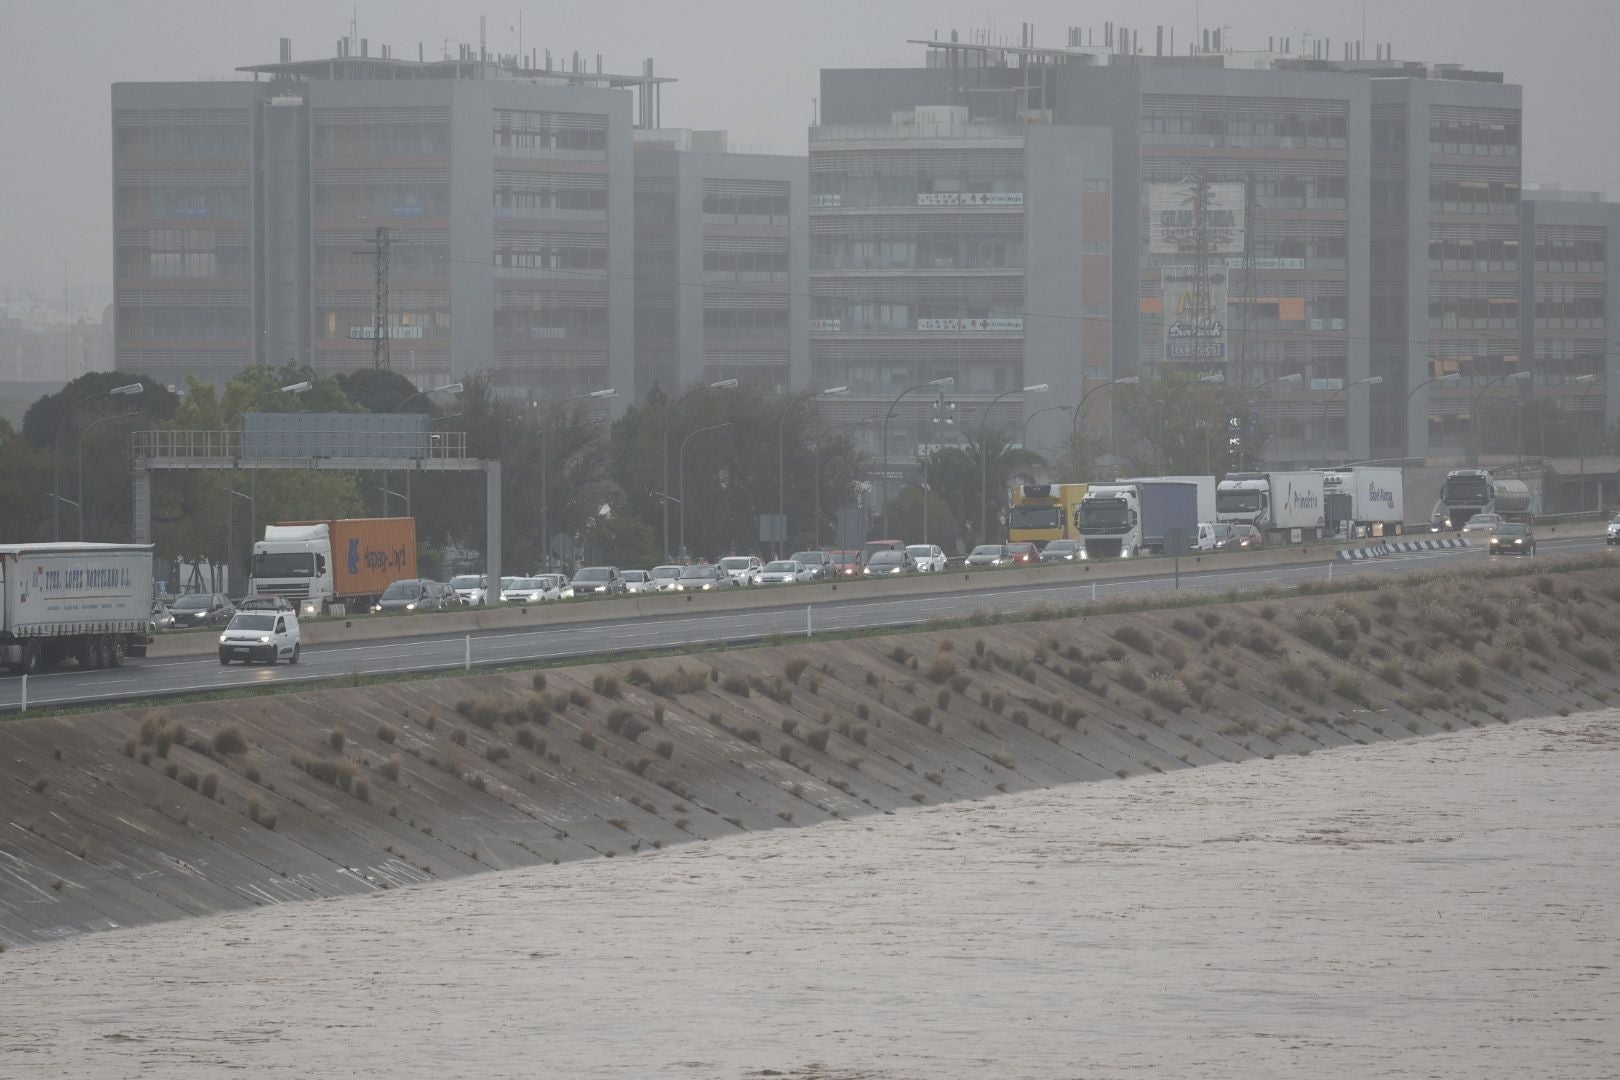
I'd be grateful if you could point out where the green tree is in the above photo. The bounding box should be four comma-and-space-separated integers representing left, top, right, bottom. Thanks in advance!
880, 486, 959, 550
608, 383, 862, 560
1113, 372, 1257, 476
922, 434, 1046, 549
150, 366, 364, 585
335, 368, 430, 415
20, 371, 180, 450
0, 419, 51, 543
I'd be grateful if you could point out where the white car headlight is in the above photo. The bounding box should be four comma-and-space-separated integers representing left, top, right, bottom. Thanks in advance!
258, 635, 271, 644
219, 633, 228, 643
405, 603, 416, 610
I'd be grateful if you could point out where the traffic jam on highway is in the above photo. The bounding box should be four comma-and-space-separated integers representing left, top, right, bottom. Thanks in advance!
4, 466, 1611, 679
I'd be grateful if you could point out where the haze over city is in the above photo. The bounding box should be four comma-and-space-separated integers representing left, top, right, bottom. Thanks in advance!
2, 0, 1616, 302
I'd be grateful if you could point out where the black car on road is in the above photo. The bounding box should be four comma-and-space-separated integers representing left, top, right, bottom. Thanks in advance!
1487, 522, 1535, 556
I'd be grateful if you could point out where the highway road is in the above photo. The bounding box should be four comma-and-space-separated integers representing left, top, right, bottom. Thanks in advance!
2, 535, 1609, 713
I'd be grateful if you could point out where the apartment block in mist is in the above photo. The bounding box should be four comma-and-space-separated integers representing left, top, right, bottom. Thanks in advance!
814, 26, 1620, 472
112, 37, 661, 403
632, 129, 808, 398
811, 47, 1114, 471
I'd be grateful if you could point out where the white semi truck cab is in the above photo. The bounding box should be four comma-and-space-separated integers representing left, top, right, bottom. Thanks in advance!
1077, 485, 1141, 559
250, 525, 333, 616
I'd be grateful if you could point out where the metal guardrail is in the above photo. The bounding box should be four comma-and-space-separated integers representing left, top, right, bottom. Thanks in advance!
132, 429, 470, 460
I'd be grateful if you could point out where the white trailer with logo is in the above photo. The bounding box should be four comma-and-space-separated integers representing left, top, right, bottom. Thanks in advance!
1321, 467, 1405, 537
0, 543, 155, 675
1216, 471, 1325, 543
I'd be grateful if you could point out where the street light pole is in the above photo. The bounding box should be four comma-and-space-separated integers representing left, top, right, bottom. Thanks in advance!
1069, 376, 1139, 470
1574, 372, 1605, 509
245, 379, 313, 542
1318, 375, 1382, 466
76, 411, 136, 540
1468, 370, 1531, 466
663, 379, 738, 559
777, 386, 847, 558
227, 489, 255, 597
53, 381, 143, 540
540, 388, 616, 570
881, 377, 954, 537
390, 381, 463, 518
1402, 371, 1461, 464
679, 421, 733, 558
812, 417, 870, 549
978, 383, 1047, 546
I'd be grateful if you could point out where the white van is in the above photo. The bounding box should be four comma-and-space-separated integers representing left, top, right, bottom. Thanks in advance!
1195, 523, 1234, 552
218, 610, 301, 665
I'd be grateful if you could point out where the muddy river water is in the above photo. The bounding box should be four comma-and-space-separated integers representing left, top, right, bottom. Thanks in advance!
3, 712, 1615, 1079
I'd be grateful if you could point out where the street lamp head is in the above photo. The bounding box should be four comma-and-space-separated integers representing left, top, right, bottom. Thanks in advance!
820, 385, 850, 396
1575, 373, 1598, 383
926, 376, 956, 388
278, 381, 312, 394
435, 382, 465, 394
1277, 373, 1304, 384
1198, 373, 1225, 383
709, 378, 740, 390
110, 382, 145, 396
1509, 370, 1532, 381
1114, 376, 1141, 386
1353, 376, 1384, 387
587, 388, 619, 399
1438, 373, 1461, 383
1022, 383, 1050, 393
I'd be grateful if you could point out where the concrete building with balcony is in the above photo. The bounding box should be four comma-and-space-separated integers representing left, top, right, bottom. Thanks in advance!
113, 37, 666, 404
811, 51, 1114, 477
814, 27, 1584, 475
632, 129, 808, 397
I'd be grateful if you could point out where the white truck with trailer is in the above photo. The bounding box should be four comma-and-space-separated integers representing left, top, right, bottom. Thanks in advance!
0, 543, 154, 675
1321, 466, 1405, 537
1215, 471, 1326, 543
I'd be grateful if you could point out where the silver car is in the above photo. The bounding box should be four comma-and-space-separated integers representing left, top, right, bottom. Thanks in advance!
759, 559, 814, 584
649, 565, 684, 592
621, 569, 655, 594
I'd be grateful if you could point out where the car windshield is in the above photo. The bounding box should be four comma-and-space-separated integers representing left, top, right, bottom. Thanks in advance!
764, 561, 798, 573
832, 553, 858, 565
680, 566, 717, 579
622, 572, 648, 582
574, 568, 611, 583
450, 576, 483, 590
251, 552, 315, 577
719, 558, 753, 571
174, 595, 212, 610
1216, 491, 1261, 514
1495, 525, 1529, 536
537, 576, 563, 588
905, 546, 932, 558
381, 582, 422, 599
868, 552, 902, 565
651, 566, 682, 579
1046, 541, 1078, 552
228, 614, 275, 631
970, 546, 1003, 558
789, 552, 822, 564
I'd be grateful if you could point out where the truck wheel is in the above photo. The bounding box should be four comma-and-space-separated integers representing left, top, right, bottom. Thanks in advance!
20, 641, 42, 675
78, 640, 99, 670
288, 643, 300, 665
92, 637, 111, 669
109, 639, 125, 668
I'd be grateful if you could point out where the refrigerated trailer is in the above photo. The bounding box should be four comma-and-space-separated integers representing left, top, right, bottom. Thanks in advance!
1321, 467, 1405, 537
249, 518, 416, 616
0, 543, 154, 674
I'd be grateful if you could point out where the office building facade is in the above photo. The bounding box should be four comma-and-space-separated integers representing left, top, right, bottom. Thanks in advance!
113, 42, 655, 402
632, 131, 808, 397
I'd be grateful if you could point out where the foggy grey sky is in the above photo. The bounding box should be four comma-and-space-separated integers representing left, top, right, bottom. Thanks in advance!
3, 0, 1616, 309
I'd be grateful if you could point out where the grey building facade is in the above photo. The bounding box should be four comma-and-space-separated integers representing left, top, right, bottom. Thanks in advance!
114, 45, 656, 405
810, 60, 1113, 472
632, 132, 808, 397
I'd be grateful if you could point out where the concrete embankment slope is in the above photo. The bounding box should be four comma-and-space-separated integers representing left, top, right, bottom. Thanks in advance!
3, 563, 1618, 947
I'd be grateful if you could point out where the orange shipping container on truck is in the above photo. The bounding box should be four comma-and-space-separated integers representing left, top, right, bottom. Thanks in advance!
279, 518, 416, 600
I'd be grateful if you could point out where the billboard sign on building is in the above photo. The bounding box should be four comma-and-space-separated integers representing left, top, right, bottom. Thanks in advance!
1162, 265, 1229, 362
1150, 182, 1246, 256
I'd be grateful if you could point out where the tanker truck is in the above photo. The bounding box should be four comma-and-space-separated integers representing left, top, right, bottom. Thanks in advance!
1429, 471, 1532, 531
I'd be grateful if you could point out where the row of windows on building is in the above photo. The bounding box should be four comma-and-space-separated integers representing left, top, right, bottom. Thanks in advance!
494, 183, 608, 214
1534, 238, 1608, 273
811, 238, 1023, 271
316, 124, 451, 158
810, 302, 1024, 330
1139, 108, 1349, 147
1429, 180, 1521, 215
702, 250, 789, 279
1428, 119, 1522, 157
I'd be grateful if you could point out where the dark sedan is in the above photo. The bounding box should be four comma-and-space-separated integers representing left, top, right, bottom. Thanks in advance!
1487, 523, 1535, 556
169, 592, 235, 628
